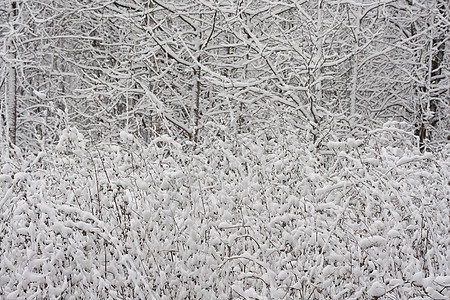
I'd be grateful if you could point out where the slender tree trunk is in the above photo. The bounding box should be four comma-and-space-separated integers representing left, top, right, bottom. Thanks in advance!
416, 0, 447, 152
315, 0, 323, 104
6, 1, 17, 145
192, 17, 202, 143
428, 0, 447, 128
350, 6, 361, 116
6, 62, 16, 145
193, 62, 201, 142
350, 57, 358, 116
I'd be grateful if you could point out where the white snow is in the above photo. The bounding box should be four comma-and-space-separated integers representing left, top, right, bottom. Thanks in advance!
120, 131, 134, 143
32, 90, 46, 99
358, 236, 388, 249
367, 281, 385, 297
135, 178, 149, 190
1, 123, 448, 299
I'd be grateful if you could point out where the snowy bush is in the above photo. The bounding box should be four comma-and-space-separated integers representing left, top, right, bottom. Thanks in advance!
1, 124, 449, 299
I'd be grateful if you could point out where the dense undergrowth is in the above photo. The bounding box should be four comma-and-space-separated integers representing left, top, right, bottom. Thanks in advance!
1, 122, 449, 299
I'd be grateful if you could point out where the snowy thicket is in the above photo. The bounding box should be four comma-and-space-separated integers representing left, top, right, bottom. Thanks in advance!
1, 123, 449, 299
2, 0, 449, 151
1, 0, 449, 298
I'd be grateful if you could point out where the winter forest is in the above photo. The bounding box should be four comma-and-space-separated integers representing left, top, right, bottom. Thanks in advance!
0, 0, 449, 299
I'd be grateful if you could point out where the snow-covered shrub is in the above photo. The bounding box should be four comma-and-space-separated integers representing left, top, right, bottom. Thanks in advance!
1, 123, 449, 299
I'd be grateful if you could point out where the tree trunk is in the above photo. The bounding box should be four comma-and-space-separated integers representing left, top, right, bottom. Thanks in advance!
6, 1, 17, 145
412, 0, 447, 152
